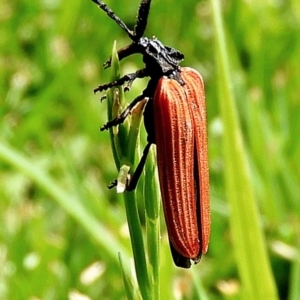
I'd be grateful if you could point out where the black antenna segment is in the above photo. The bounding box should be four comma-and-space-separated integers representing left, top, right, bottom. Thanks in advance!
92, 0, 152, 41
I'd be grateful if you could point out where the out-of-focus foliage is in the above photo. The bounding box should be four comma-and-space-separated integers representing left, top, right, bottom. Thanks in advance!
0, 0, 299, 299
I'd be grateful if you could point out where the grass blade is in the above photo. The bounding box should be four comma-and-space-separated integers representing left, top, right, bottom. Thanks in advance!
210, 0, 279, 298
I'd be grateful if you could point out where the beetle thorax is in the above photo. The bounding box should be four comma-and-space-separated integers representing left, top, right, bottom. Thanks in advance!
138, 37, 184, 78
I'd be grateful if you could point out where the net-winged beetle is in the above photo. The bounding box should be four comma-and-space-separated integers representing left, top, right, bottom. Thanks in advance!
92, 0, 210, 269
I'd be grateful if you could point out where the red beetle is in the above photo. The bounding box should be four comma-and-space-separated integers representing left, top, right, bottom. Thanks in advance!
92, 0, 210, 268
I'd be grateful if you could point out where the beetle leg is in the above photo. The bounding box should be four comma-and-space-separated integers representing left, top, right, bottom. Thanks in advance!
94, 68, 148, 93
127, 142, 152, 191
107, 179, 117, 189
107, 142, 152, 192
103, 43, 140, 69
100, 93, 147, 131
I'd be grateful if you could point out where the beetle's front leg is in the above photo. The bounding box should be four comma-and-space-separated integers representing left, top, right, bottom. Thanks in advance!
103, 43, 139, 69
100, 92, 147, 131
94, 68, 148, 93
107, 142, 152, 191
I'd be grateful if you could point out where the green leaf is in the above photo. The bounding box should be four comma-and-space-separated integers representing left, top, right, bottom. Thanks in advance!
211, 0, 279, 299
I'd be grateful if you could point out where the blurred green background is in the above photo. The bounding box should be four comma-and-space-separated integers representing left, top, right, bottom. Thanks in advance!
1, 0, 299, 299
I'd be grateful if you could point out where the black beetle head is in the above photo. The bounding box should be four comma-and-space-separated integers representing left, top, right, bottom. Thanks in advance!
138, 37, 184, 74
93, 0, 184, 75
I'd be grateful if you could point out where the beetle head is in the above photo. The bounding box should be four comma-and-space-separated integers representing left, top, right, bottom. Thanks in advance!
92, 0, 184, 76
138, 37, 184, 75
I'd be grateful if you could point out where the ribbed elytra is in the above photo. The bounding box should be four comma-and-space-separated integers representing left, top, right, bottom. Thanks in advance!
153, 67, 210, 266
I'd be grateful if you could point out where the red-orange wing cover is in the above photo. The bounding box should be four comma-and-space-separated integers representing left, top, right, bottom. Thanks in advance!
153, 67, 210, 262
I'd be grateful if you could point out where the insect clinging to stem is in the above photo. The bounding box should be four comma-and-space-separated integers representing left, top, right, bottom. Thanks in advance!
92, 0, 210, 268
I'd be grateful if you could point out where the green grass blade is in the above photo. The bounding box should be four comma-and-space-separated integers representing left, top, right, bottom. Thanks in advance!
0, 141, 130, 266
288, 237, 300, 300
106, 42, 152, 300
118, 253, 142, 300
191, 268, 210, 300
144, 146, 160, 300
123, 190, 151, 300
210, 0, 279, 299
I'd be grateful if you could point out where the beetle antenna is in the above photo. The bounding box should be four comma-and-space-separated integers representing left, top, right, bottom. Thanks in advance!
91, 0, 135, 40
134, 0, 152, 39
